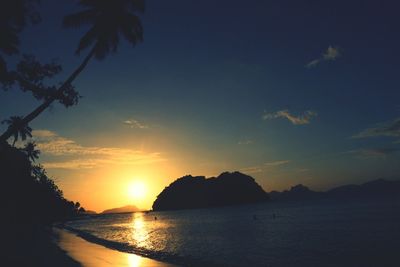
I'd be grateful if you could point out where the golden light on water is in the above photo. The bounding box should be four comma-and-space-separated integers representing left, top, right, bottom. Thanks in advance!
127, 253, 142, 267
131, 212, 147, 245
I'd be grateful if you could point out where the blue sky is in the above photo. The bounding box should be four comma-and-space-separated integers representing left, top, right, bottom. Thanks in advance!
1, 0, 400, 210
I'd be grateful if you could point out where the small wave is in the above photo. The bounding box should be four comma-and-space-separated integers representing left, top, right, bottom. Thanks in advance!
61, 225, 223, 267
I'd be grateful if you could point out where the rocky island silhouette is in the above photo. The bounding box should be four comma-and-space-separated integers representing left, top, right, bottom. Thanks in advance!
152, 171, 269, 211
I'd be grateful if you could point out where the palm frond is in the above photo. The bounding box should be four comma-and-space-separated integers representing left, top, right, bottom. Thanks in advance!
25, 125, 32, 137
109, 31, 120, 53
78, 0, 100, 8
63, 9, 97, 29
23, 141, 40, 161
128, 0, 145, 13
0, 25, 20, 55
66, 0, 144, 59
120, 14, 143, 45
2, 115, 32, 145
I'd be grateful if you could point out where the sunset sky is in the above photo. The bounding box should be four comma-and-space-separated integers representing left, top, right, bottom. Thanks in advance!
1, 0, 400, 212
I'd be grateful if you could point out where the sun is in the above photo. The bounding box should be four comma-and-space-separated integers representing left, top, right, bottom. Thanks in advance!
127, 181, 147, 199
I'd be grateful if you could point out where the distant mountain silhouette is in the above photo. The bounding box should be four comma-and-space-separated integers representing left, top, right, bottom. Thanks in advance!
269, 179, 400, 201
269, 184, 323, 201
101, 205, 140, 214
327, 178, 400, 198
152, 171, 269, 211
81, 210, 97, 215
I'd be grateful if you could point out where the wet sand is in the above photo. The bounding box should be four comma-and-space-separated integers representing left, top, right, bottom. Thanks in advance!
54, 228, 177, 267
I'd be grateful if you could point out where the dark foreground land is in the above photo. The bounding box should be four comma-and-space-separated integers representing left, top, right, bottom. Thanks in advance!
3, 226, 81, 267
1, 142, 85, 266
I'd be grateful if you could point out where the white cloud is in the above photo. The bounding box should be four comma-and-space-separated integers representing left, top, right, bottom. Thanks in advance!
123, 119, 149, 129
31, 130, 165, 169
262, 109, 317, 125
306, 45, 340, 68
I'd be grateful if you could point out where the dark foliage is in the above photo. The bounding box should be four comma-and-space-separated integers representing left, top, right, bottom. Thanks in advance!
0, 0, 40, 84
63, 0, 144, 60
1, 116, 32, 145
2, 54, 81, 106
1, 140, 83, 266
0, 0, 145, 144
0, 2, 81, 108
0, 142, 82, 226
152, 172, 269, 211
0, 0, 40, 56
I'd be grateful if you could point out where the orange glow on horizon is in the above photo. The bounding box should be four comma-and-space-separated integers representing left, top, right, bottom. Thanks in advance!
55, 159, 185, 213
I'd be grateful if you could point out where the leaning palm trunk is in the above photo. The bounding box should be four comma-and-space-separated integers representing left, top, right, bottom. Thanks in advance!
0, 45, 97, 144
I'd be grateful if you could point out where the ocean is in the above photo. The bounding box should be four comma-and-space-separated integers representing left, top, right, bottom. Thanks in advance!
65, 199, 400, 266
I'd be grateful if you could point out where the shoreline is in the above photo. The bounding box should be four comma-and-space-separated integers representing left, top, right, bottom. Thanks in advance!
54, 227, 177, 267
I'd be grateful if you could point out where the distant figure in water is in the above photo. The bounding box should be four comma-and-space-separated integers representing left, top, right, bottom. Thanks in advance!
154, 216, 157, 220
253, 214, 258, 220
272, 213, 276, 219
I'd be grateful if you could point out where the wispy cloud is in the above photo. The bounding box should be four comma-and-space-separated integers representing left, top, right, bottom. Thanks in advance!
239, 166, 263, 174
240, 160, 291, 174
264, 160, 291, 167
345, 148, 399, 159
43, 159, 101, 169
262, 110, 317, 125
33, 130, 58, 138
353, 117, 400, 139
306, 45, 341, 68
238, 140, 253, 145
123, 119, 149, 129
31, 130, 165, 169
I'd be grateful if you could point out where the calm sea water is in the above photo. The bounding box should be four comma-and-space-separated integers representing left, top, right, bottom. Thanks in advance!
66, 199, 400, 266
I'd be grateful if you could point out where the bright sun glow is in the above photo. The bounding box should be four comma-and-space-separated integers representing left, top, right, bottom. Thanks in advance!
127, 181, 147, 199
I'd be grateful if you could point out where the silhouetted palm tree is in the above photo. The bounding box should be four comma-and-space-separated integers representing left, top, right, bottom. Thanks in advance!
23, 141, 40, 162
0, 0, 144, 143
1, 116, 32, 146
63, 0, 144, 60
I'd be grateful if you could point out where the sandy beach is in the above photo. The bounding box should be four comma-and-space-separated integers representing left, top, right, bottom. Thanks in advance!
54, 228, 177, 267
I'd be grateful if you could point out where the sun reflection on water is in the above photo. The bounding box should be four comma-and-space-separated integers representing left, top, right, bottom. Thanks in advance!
127, 253, 143, 267
130, 212, 148, 246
